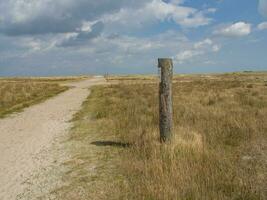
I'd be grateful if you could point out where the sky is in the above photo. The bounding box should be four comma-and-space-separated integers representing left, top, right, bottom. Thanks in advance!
0, 0, 267, 76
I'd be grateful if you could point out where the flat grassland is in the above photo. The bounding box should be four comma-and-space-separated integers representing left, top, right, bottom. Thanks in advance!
0, 76, 86, 117
61, 72, 266, 200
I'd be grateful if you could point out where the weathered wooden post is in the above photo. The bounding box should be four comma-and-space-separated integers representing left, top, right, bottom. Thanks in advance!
158, 58, 173, 142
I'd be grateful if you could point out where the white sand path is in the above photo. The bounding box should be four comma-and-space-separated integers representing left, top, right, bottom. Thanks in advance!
0, 76, 106, 200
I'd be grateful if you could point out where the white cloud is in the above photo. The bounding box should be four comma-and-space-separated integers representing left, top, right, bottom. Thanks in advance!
0, 0, 218, 75
176, 50, 202, 63
194, 38, 213, 49
0, 0, 150, 35
175, 38, 220, 64
102, 0, 214, 30
57, 21, 104, 47
2, 29, 211, 68
259, 0, 267, 17
212, 45, 220, 52
257, 22, 267, 30
214, 22, 251, 37
0, 0, 215, 36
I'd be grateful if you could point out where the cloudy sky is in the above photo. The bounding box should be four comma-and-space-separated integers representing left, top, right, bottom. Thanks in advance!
0, 0, 267, 76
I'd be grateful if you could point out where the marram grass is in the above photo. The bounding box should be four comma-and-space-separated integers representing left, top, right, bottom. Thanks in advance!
58, 73, 267, 199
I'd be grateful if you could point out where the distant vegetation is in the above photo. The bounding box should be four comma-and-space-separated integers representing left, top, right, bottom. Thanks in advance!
0, 78, 74, 117
0, 76, 88, 83
62, 72, 267, 199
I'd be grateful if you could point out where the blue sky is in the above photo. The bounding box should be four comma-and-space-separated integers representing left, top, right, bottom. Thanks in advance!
0, 0, 266, 76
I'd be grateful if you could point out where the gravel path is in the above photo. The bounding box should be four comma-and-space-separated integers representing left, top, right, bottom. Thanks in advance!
0, 76, 106, 200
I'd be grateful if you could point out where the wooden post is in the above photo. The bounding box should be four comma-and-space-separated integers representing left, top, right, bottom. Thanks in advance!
158, 58, 173, 142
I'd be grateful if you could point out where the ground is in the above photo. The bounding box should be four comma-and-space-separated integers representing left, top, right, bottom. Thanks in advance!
59, 72, 266, 200
0, 77, 105, 200
0, 72, 266, 200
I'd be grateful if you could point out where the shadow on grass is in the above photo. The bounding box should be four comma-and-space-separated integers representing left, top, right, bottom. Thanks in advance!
91, 141, 131, 148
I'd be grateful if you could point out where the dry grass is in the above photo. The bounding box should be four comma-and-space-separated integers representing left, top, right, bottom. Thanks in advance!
60, 72, 267, 199
0, 79, 69, 117
0, 76, 89, 84
106, 75, 157, 85
49, 88, 125, 200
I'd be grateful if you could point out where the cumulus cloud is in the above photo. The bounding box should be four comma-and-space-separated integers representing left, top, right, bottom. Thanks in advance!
214, 22, 251, 37
259, 0, 267, 17
0, 0, 215, 36
0, 0, 219, 75
194, 38, 213, 49
0, 0, 149, 36
175, 38, 220, 64
0, 26, 226, 76
212, 45, 220, 52
258, 22, 267, 30
102, 0, 214, 30
176, 50, 202, 63
58, 21, 104, 47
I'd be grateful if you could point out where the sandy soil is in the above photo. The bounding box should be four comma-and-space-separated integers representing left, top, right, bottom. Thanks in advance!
0, 76, 106, 200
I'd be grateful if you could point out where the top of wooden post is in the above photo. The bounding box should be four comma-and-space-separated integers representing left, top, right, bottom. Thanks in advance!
158, 58, 173, 68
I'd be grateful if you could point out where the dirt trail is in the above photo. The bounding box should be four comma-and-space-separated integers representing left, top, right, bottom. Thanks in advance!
0, 76, 106, 200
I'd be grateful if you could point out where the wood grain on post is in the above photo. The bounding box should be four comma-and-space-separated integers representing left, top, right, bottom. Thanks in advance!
158, 58, 173, 142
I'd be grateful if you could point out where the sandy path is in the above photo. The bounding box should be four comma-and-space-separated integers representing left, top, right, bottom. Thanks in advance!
0, 76, 106, 200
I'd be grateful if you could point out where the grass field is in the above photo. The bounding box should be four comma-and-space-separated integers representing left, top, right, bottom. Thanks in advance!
0, 77, 85, 117
62, 72, 267, 200
0, 76, 88, 83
